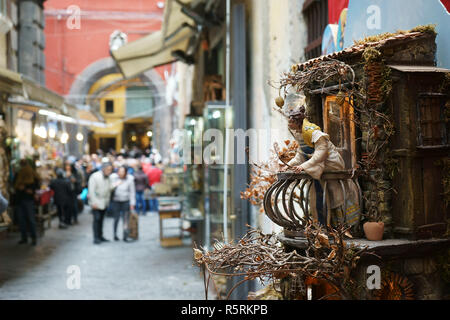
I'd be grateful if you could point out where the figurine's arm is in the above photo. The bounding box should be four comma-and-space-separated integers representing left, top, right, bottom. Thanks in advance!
287, 130, 306, 167
287, 150, 305, 167
299, 136, 328, 179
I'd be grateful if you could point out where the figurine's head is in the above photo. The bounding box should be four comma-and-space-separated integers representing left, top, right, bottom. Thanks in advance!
282, 93, 306, 132
288, 106, 306, 132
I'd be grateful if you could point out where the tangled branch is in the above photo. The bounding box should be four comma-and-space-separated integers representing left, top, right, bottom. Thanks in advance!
274, 58, 356, 97
194, 221, 376, 300
240, 140, 298, 210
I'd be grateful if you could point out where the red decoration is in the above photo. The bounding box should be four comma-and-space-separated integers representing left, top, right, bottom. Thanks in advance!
328, 0, 349, 24
440, 0, 450, 13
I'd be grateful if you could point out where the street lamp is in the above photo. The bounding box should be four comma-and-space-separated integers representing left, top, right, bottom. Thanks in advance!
147, 131, 153, 137
39, 126, 47, 139
76, 132, 84, 141
60, 132, 69, 144
212, 110, 221, 119
49, 128, 56, 139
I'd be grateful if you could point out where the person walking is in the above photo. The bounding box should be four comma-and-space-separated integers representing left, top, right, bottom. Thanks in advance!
110, 166, 135, 241
88, 162, 113, 244
133, 164, 149, 216
64, 160, 82, 225
147, 161, 163, 213
49, 169, 72, 229
80, 162, 96, 205
14, 159, 40, 246
84, 162, 97, 184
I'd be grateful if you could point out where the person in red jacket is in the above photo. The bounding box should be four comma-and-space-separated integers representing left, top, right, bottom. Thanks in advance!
147, 162, 162, 186
146, 161, 162, 213
142, 158, 152, 175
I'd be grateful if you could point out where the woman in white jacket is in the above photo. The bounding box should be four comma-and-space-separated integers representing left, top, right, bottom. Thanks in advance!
110, 166, 136, 241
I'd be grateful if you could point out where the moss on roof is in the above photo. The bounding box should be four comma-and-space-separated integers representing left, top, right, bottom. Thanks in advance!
362, 47, 382, 62
353, 24, 436, 46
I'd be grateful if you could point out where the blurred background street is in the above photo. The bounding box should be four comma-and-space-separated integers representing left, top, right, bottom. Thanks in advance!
0, 209, 204, 299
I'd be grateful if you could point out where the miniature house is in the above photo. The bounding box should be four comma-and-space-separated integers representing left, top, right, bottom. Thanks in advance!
292, 29, 449, 240
267, 29, 450, 300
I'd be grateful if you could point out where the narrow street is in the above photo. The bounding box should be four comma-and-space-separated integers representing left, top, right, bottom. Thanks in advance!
0, 0, 448, 305
0, 209, 205, 300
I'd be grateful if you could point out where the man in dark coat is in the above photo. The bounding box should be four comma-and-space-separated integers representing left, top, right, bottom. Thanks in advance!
50, 169, 72, 229
14, 159, 40, 245
133, 164, 149, 215
64, 160, 83, 225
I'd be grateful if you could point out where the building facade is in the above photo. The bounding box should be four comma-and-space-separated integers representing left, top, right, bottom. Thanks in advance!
44, 0, 171, 156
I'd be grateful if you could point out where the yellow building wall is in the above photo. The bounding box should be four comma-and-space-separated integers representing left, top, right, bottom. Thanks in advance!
89, 73, 125, 152
0, 34, 7, 69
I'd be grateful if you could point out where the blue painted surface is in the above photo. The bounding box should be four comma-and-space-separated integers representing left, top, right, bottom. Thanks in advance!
322, 24, 338, 56
344, 0, 450, 68
336, 8, 348, 51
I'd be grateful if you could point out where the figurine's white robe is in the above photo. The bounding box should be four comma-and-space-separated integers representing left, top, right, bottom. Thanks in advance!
288, 130, 360, 227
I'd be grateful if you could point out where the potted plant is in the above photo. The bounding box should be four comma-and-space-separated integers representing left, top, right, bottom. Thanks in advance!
362, 207, 384, 241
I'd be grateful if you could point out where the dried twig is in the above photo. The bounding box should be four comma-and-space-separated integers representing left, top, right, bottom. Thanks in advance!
240, 140, 298, 210
194, 221, 375, 300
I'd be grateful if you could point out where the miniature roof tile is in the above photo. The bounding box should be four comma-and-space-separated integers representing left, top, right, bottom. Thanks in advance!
294, 31, 434, 69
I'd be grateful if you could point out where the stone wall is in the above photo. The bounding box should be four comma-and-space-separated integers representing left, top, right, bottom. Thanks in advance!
18, 0, 45, 84
244, 0, 308, 235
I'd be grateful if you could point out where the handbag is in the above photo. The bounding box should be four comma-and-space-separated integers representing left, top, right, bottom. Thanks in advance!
128, 210, 139, 240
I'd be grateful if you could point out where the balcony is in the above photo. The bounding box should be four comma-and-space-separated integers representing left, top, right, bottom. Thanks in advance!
263, 170, 363, 238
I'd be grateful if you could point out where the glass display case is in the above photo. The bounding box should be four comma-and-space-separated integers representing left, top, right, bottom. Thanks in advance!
182, 116, 204, 218
182, 115, 205, 247
203, 102, 234, 250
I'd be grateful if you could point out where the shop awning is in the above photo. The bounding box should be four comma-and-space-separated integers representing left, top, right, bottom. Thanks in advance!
111, 0, 197, 78
0, 67, 23, 95
1, 68, 106, 128
22, 77, 65, 111
0, 68, 66, 111
38, 108, 107, 128
7, 78, 106, 127
77, 109, 102, 123
58, 103, 106, 127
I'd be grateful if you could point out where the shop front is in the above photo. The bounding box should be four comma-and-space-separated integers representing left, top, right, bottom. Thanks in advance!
0, 66, 105, 238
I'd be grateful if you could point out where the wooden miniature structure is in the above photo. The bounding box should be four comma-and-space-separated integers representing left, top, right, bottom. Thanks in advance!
195, 26, 449, 301
265, 28, 449, 241
262, 27, 450, 299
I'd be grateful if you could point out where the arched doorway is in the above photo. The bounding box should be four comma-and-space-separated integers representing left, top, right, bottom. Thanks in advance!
67, 57, 168, 157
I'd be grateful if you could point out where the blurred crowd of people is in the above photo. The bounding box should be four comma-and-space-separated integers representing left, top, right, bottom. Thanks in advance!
9, 151, 164, 246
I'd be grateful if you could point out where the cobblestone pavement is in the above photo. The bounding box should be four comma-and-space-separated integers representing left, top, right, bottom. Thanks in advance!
0, 208, 205, 300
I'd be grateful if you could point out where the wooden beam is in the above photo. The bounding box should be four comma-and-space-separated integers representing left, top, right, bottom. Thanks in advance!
305, 36, 323, 54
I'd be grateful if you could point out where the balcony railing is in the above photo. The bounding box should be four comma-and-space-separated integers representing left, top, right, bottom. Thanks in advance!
263, 170, 362, 237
